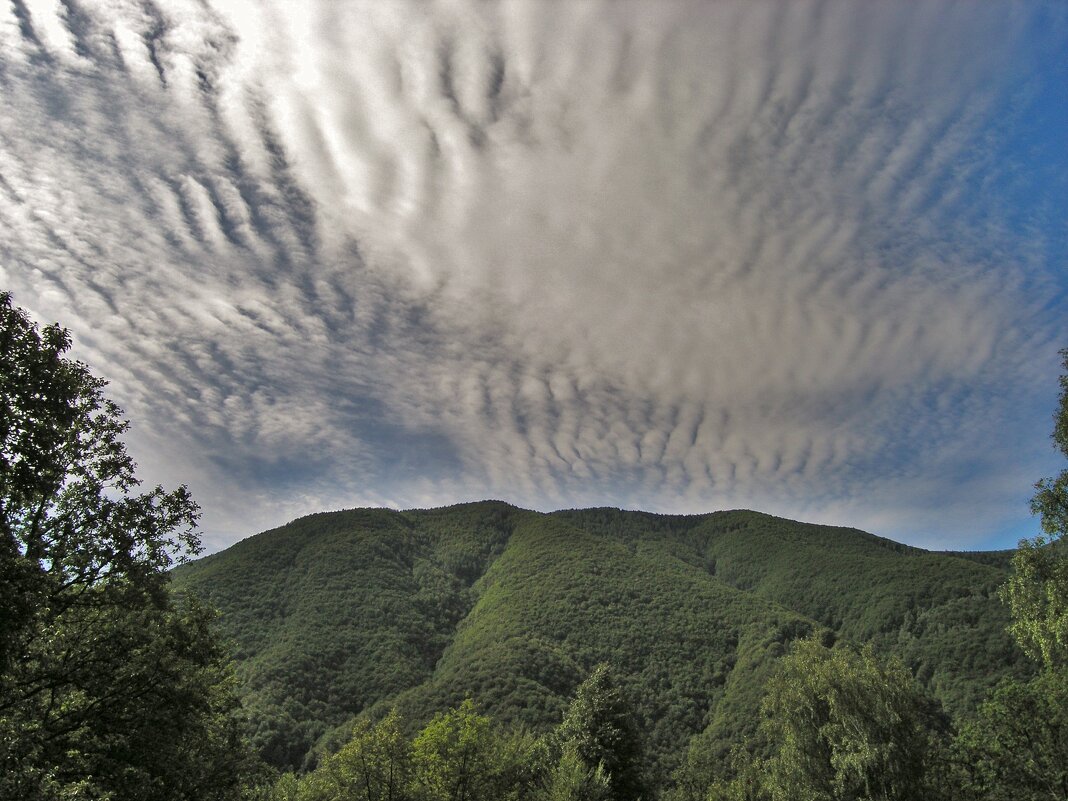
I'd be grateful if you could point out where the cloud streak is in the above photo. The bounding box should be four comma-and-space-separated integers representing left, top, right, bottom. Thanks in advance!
2, 0, 1066, 550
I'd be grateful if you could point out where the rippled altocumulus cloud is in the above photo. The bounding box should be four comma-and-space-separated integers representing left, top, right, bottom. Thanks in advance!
1, 0, 1065, 551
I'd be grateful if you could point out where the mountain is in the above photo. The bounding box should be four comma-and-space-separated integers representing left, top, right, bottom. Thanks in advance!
170, 502, 1030, 791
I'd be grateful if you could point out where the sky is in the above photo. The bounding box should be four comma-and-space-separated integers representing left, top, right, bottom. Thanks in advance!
2, 0, 1066, 554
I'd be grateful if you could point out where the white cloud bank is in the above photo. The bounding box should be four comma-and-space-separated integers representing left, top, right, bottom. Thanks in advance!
1, 0, 1065, 551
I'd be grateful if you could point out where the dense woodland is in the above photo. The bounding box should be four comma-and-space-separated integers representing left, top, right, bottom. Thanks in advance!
172, 503, 1034, 786
2, 288, 1068, 801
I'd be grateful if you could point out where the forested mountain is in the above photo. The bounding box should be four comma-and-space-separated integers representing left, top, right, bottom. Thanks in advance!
171, 502, 1031, 792
7, 293, 1063, 801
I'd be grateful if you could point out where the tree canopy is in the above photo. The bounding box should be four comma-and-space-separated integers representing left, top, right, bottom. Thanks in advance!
551, 663, 646, 801
951, 666, 1068, 800
757, 639, 949, 801
0, 292, 260, 800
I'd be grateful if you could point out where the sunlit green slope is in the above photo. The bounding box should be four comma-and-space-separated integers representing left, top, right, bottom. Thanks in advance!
172, 502, 1028, 788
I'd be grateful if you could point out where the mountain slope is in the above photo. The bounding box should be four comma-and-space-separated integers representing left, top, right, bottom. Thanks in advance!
171, 502, 1029, 788
172, 502, 517, 767
557, 508, 1028, 713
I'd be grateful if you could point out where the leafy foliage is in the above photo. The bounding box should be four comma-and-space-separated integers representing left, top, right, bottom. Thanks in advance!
310, 709, 413, 801
756, 639, 950, 801
684, 640, 952, 801
411, 698, 537, 801
1000, 536, 1068, 667
951, 667, 1068, 800
942, 348, 1068, 800
270, 700, 541, 801
1001, 348, 1068, 668
550, 664, 646, 801
540, 744, 611, 801
0, 292, 261, 800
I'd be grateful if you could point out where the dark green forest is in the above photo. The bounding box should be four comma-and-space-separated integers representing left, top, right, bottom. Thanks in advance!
3, 288, 1068, 801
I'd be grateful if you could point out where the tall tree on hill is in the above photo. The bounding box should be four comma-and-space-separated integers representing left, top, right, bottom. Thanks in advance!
0, 292, 261, 800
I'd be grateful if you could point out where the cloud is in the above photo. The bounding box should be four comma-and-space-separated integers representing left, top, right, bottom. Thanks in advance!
1, 0, 1066, 551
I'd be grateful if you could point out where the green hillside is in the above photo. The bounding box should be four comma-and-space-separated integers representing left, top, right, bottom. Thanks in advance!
171, 502, 1029, 792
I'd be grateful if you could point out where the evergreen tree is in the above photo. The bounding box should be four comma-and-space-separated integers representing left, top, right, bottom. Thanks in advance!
553, 664, 646, 801
541, 744, 611, 801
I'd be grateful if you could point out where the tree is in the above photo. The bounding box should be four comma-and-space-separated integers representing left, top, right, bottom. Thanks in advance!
0, 292, 260, 799
701, 747, 769, 801
1001, 348, 1068, 667
950, 667, 1068, 801
539, 744, 611, 801
327, 710, 413, 801
410, 698, 539, 801
269, 702, 540, 801
950, 349, 1068, 800
550, 664, 646, 801
756, 638, 949, 801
